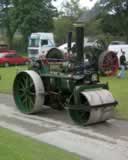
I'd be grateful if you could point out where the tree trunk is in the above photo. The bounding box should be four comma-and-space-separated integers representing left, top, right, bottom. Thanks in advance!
7, 34, 14, 49
22, 34, 29, 52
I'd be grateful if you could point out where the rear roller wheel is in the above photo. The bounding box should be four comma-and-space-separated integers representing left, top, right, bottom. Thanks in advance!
13, 70, 45, 114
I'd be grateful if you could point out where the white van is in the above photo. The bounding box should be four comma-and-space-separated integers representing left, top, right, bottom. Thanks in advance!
28, 32, 55, 58
108, 44, 128, 63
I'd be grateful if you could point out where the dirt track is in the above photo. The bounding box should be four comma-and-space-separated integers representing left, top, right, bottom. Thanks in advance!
0, 93, 128, 160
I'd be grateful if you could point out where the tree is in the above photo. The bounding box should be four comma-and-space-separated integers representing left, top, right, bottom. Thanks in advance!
0, 0, 57, 49
99, 0, 128, 41
19, 0, 57, 50
61, 0, 86, 20
54, 17, 73, 44
54, 0, 88, 45
0, 0, 24, 48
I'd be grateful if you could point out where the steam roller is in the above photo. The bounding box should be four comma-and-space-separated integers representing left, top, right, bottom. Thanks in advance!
13, 25, 118, 126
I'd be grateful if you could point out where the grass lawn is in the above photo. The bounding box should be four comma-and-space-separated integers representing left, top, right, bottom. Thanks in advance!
101, 73, 128, 119
0, 66, 27, 94
0, 66, 128, 118
0, 127, 79, 160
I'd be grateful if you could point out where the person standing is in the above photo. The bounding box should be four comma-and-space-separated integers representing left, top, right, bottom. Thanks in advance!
118, 49, 126, 78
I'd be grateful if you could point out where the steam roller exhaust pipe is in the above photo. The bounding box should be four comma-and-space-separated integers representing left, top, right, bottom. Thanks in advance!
68, 89, 117, 126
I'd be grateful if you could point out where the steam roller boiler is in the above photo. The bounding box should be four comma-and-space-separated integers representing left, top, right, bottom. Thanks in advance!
13, 25, 118, 126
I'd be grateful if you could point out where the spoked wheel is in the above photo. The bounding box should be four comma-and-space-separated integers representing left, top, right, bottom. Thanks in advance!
13, 70, 45, 114
99, 51, 119, 76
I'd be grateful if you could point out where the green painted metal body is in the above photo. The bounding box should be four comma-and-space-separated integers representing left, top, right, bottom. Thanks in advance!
31, 63, 101, 94
31, 62, 108, 105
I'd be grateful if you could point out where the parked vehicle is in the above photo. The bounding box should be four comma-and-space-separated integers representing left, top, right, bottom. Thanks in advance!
28, 32, 55, 58
0, 53, 30, 67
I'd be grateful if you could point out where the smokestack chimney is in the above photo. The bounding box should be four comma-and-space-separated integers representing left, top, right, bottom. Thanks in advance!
67, 31, 72, 52
75, 24, 84, 63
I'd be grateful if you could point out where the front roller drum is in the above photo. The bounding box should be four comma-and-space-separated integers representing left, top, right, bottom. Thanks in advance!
68, 89, 116, 126
13, 70, 45, 114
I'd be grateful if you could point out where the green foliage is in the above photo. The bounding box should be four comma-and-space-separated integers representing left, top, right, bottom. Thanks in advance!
84, 18, 103, 36
0, 0, 24, 48
54, 0, 88, 45
19, 0, 57, 50
12, 34, 25, 53
54, 17, 73, 44
84, 17, 112, 49
99, 0, 128, 42
82, 0, 128, 45
0, 0, 57, 49
62, 0, 84, 19
96, 33, 114, 49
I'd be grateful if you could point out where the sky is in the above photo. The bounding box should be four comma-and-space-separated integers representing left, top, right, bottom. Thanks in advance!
52, 0, 98, 10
